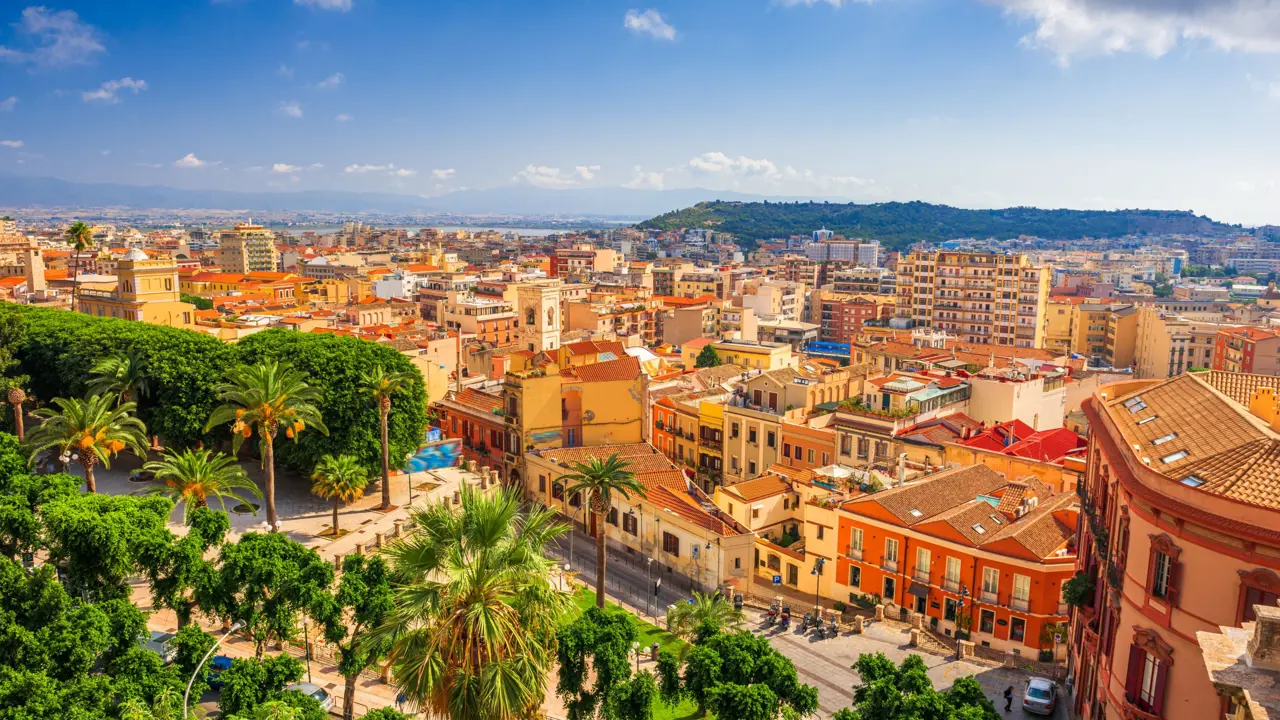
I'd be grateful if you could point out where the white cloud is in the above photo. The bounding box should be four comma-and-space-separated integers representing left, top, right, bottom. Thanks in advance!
173, 153, 207, 169
278, 101, 303, 118
623, 166, 665, 190
0, 140, 22, 149
82, 77, 147, 104
278, 63, 294, 78
624, 9, 677, 41
273, 163, 302, 173
0, 6, 105, 68
389, 168, 417, 177
0, 97, 15, 113
988, 0, 1280, 64
295, 0, 352, 10
335, 113, 352, 122
689, 151, 779, 177
512, 164, 601, 188
432, 168, 456, 180
628, 150, 883, 198
344, 162, 415, 177
775, 0, 881, 6
317, 72, 344, 88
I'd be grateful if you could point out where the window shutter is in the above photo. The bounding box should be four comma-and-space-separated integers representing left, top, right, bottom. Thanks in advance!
1146, 548, 1159, 594
1124, 646, 1144, 700
1167, 560, 1182, 607
1151, 658, 1169, 715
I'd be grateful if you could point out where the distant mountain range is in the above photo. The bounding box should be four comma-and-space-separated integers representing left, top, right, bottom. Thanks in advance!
637, 200, 1243, 249
0, 174, 836, 218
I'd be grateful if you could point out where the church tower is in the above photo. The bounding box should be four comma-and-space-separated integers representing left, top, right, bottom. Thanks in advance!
516, 280, 562, 353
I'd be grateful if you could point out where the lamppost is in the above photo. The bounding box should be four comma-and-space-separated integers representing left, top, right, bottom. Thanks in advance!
811, 557, 826, 618
646, 558, 655, 617
955, 585, 970, 659
563, 563, 571, 593
300, 617, 313, 683
58, 450, 78, 476
631, 641, 640, 673
184, 620, 244, 716
404, 452, 415, 505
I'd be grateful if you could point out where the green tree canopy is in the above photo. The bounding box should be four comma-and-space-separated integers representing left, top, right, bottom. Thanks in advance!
40, 492, 173, 601
317, 553, 395, 720
658, 628, 817, 719
694, 345, 722, 368
831, 653, 999, 720
556, 605, 640, 720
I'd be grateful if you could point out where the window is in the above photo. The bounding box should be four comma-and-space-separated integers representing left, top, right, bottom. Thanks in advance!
731, 422, 740, 438
662, 531, 680, 557
569, 492, 582, 508
752, 508, 760, 519
817, 526, 825, 540
850, 528, 863, 553
787, 564, 799, 586
979, 609, 995, 634
1010, 617, 1026, 642
767, 431, 776, 449
885, 538, 899, 564
734, 557, 741, 569
823, 453, 831, 465
944, 598, 957, 621
1151, 551, 1172, 598
607, 507, 618, 525
848, 566, 861, 589
539, 475, 546, 493
946, 557, 961, 586
857, 437, 870, 458
1160, 450, 1188, 464
1152, 432, 1177, 445
551, 482, 564, 500
783, 443, 791, 457
1147, 534, 1182, 605
1125, 633, 1171, 716
748, 460, 757, 476
916, 548, 931, 574
748, 428, 758, 444
1013, 574, 1031, 603
623, 513, 638, 535
807, 449, 816, 463
982, 567, 999, 595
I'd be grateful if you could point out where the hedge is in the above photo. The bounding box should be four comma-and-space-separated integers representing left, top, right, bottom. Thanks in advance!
0, 305, 427, 476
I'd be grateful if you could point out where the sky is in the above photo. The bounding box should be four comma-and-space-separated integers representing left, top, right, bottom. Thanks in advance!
4, 0, 1280, 223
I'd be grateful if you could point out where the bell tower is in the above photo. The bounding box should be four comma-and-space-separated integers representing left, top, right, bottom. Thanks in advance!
516, 280, 561, 353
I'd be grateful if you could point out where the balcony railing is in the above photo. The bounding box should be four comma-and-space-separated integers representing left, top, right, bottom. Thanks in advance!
942, 578, 961, 593
1011, 597, 1030, 612
980, 590, 998, 605
846, 546, 863, 561
913, 570, 930, 583
882, 559, 898, 572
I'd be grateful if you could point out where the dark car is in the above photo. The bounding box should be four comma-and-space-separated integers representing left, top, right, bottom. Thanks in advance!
207, 655, 233, 689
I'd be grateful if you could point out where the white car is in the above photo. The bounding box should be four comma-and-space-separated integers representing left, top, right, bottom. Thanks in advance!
1022, 677, 1057, 716
287, 682, 334, 712
140, 631, 177, 665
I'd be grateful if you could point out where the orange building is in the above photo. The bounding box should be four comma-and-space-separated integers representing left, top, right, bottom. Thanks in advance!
834, 465, 1076, 656
780, 420, 836, 471
433, 387, 506, 469
1069, 370, 1280, 720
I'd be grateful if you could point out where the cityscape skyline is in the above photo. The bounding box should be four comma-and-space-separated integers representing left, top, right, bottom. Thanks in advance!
4, 1, 1280, 225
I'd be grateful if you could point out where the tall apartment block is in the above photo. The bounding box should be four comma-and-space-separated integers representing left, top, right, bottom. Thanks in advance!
217, 222, 280, 273
896, 251, 1051, 348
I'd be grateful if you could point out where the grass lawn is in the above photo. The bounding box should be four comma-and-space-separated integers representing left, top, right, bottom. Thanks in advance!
567, 588, 706, 720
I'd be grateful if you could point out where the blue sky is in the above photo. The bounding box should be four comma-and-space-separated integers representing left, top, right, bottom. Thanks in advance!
3, 0, 1280, 223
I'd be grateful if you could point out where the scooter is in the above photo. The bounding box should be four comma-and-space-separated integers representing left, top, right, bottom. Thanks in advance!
779, 611, 791, 631
825, 618, 840, 639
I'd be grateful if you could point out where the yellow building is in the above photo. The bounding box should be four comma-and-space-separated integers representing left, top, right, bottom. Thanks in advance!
525, 443, 756, 594
710, 339, 794, 370
1070, 301, 1137, 368
217, 222, 279, 274
77, 249, 194, 328
1042, 299, 1075, 355
1133, 305, 1231, 379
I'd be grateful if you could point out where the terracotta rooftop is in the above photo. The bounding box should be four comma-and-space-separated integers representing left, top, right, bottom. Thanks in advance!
721, 474, 790, 502
561, 355, 642, 383
452, 388, 502, 415
844, 465, 1008, 525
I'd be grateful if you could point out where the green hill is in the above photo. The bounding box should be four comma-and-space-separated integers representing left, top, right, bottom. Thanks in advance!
635, 200, 1239, 250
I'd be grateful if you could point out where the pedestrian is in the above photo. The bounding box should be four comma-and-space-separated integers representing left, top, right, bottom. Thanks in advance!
1003, 685, 1014, 712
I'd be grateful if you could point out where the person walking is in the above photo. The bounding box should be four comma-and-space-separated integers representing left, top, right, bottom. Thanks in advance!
1003, 685, 1014, 712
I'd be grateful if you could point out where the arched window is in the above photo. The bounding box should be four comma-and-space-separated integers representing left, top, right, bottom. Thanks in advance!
547, 307, 555, 327
1238, 569, 1280, 624
526, 308, 535, 325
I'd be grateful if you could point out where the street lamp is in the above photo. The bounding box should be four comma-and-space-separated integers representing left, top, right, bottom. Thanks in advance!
631, 641, 640, 673
646, 558, 655, 617
811, 557, 826, 616
562, 563, 571, 593
184, 620, 244, 716
300, 617, 313, 683
955, 585, 970, 659
404, 452, 415, 505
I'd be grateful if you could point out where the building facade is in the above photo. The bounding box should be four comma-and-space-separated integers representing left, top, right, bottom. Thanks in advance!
896, 251, 1051, 348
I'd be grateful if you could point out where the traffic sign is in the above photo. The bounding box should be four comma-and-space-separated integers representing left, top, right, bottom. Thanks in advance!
772, 575, 782, 585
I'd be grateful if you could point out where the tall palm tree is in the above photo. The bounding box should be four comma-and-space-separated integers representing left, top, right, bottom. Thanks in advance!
665, 590, 745, 641
25, 394, 148, 493
361, 365, 414, 511
87, 349, 151, 405
204, 359, 328, 530
134, 448, 262, 523
6, 386, 25, 441
64, 221, 94, 312
372, 486, 571, 720
560, 453, 646, 609
311, 453, 368, 536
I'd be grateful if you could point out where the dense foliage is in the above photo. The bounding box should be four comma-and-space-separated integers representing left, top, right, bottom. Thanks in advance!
636, 200, 1238, 249
656, 627, 818, 720
832, 653, 999, 720
557, 605, 658, 720
0, 305, 427, 475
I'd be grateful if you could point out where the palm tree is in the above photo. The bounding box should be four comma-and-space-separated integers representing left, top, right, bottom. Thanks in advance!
134, 448, 262, 523
6, 386, 25, 441
311, 454, 368, 536
361, 365, 414, 511
87, 349, 150, 405
204, 359, 328, 530
25, 394, 148, 493
64, 221, 94, 312
560, 453, 646, 609
666, 590, 745, 641
373, 486, 571, 720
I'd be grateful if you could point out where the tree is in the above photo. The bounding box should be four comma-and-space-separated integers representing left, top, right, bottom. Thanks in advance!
198, 531, 334, 658
659, 629, 817, 720
310, 454, 368, 537
87, 349, 152, 406
361, 366, 414, 511
609, 672, 658, 720
317, 553, 395, 720
665, 591, 745, 642
360, 709, 412, 720
556, 606, 639, 719
833, 652, 998, 720
0, 432, 80, 559
560, 453, 646, 609
0, 312, 28, 440
25, 394, 149, 493
136, 448, 262, 523
373, 485, 571, 720
139, 506, 228, 628
169, 624, 217, 702
64, 221, 94, 312
217, 654, 304, 717
694, 345, 722, 368
40, 493, 172, 601
205, 359, 329, 529
180, 293, 213, 311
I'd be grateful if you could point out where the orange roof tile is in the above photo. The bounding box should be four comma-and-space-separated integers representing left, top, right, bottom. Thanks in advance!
561, 356, 641, 383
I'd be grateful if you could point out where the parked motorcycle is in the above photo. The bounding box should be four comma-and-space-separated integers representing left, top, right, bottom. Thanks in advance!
779, 611, 791, 631
826, 618, 840, 639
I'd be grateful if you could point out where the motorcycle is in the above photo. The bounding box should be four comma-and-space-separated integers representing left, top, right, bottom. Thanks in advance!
827, 618, 840, 638
779, 612, 791, 631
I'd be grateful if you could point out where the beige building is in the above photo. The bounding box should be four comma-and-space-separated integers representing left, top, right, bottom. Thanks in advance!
515, 280, 562, 353
1133, 305, 1237, 379
737, 279, 806, 322
77, 249, 194, 327
1042, 299, 1075, 355
217, 222, 279, 273
896, 251, 1051, 348
710, 339, 794, 370
663, 298, 757, 346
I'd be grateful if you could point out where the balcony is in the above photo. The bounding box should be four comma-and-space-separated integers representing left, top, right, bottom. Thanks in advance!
1057, 602, 1069, 616
846, 546, 863, 561
980, 590, 998, 605
1121, 698, 1161, 720
913, 570, 931, 583
699, 437, 722, 450
504, 414, 518, 425
882, 559, 898, 572
942, 578, 961, 593
1011, 597, 1030, 612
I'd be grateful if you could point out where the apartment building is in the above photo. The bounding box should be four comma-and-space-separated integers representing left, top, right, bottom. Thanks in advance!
443, 297, 519, 346
675, 269, 732, 300
1043, 299, 1076, 355
1213, 327, 1280, 376
1069, 371, 1280, 720
76, 248, 194, 327
806, 239, 880, 266
550, 244, 621, 279
830, 266, 895, 296
434, 387, 507, 470
832, 372, 973, 469
737, 279, 805, 322
1071, 303, 1137, 369
896, 251, 1051, 348
217, 222, 279, 273
565, 295, 662, 345
811, 291, 892, 344
1133, 305, 1234, 379
710, 339, 794, 370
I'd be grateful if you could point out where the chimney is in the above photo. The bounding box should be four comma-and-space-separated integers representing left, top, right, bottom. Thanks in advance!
1248, 602, 1280, 671
897, 453, 908, 488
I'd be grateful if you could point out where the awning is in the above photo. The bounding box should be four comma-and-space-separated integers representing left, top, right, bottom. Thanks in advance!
907, 582, 929, 599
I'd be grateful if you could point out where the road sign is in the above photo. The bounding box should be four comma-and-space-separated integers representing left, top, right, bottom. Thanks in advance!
772, 575, 782, 585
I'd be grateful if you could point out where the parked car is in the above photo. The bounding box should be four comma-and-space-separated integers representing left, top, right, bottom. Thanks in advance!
207, 655, 233, 689
140, 631, 177, 665
1022, 677, 1057, 716
287, 682, 334, 712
